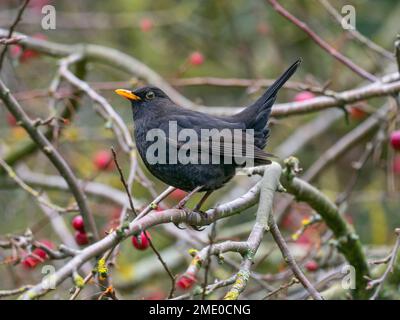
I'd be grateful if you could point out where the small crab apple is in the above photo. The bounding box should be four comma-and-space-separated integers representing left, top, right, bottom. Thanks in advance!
32, 241, 53, 260
131, 231, 151, 250
294, 91, 315, 102
170, 189, 187, 201
22, 256, 38, 269
176, 272, 196, 290
140, 18, 154, 32
188, 51, 204, 66
305, 260, 319, 272
93, 150, 114, 171
390, 130, 400, 151
75, 231, 89, 245
21, 240, 54, 268
72, 215, 85, 231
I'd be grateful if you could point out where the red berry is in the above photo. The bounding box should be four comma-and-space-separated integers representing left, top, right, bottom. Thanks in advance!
21, 240, 54, 268
22, 256, 39, 269
176, 273, 196, 290
390, 130, 400, 151
75, 231, 89, 245
140, 18, 154, 32
131, 231, 151, 250
349, 106, 367, 120
189, 51, 204, 66
305, 260, 319, 272
9, 45, 22, 59
34, 240, 54, 259
33, 248, 47, 260
393, 155, 400, 174
72, 215, 85, 231
93, 150, 114, 171
294, 91, 315, 102
7, 113, 17, 126
170, 189, 187, 201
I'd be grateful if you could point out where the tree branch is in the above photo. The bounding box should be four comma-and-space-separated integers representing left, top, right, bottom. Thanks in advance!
0, 77, 99, 241
266, 0, 378, 82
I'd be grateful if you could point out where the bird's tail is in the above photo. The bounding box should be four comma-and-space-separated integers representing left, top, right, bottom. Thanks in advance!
258, 58, 301, 106
233, 58, 302, 148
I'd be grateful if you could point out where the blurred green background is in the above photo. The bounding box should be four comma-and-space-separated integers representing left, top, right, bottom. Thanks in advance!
0, 0, 399, 299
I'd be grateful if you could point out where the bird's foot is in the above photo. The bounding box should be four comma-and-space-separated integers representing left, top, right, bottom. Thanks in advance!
173, 222, 187, 230
190, 224, 206, 232
187, 209, 207, 231
176, 199, 186, 210
173, 206, 191, 230
194, 209, 207, 219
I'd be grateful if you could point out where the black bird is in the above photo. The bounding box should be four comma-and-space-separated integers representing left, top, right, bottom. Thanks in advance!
115, 59, 301, 212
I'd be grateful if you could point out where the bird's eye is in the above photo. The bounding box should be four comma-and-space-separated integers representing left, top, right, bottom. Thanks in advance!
145, 91, 155, 100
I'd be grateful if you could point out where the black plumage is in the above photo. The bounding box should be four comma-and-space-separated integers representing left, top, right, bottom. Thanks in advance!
115, 59, 301, 209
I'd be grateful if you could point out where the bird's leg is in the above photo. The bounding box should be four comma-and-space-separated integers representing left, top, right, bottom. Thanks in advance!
186, 191, 213, 232
176, 185, 203, 209
193, 190, 213, 213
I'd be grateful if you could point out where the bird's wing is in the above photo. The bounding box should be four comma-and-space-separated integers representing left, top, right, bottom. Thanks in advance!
159, 116, 273, 165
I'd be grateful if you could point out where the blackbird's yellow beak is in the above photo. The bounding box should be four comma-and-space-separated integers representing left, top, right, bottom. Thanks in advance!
115, 89, 141, 101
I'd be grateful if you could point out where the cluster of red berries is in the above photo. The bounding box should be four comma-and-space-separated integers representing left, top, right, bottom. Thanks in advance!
71, 215, 89, 245
21, 240, 54, 269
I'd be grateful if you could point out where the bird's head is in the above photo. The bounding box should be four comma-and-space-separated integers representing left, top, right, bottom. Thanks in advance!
114, 86, 169, 109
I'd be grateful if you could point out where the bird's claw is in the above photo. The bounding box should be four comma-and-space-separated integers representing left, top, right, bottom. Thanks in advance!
173, 206, 191, 230
188, 209, 207, 232
190, 225, 206, 232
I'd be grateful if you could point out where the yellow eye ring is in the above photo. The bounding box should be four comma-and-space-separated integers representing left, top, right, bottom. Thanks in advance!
146, 91, 155, 100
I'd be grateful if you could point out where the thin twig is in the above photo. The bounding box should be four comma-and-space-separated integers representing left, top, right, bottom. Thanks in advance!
110, 148, 176, 298
0, 35, 25, 45
110, 148, 136, 218
368, 228, 400, 300
268, 216, 324, 300
202, 222, 217, 300
267, 0, 378, 82
0, 76, 99, 241
0, 0, 30, 70
0, 285, 33, 298
263, 277, 299, 299
319, 0, 394, 61
0, 157, 72, 213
